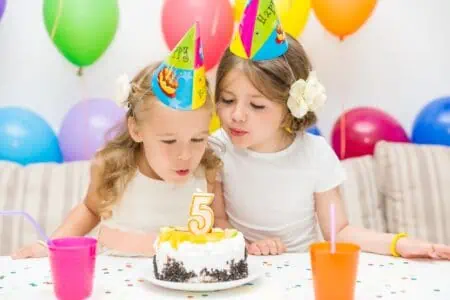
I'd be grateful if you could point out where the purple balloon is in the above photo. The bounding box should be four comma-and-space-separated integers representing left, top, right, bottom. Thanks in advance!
0, 0, 6, 21
59, 98, 126, 161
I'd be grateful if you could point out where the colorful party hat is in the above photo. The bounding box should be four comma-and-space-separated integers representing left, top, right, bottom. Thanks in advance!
230, 0, 288, 61
151, 22, 207, 110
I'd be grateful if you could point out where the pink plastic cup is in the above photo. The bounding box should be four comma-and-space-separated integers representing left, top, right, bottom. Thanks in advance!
48, 237, 97, 300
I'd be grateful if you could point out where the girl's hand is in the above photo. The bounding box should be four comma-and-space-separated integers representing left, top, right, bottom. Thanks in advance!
246, 238, 286, 256
397, 237, 450, 260
11, 242, 48, 259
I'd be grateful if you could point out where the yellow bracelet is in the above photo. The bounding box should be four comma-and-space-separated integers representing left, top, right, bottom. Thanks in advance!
390, 232, 408, 257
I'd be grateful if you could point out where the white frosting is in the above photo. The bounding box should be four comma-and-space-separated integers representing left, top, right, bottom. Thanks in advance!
154, 232, 246, 283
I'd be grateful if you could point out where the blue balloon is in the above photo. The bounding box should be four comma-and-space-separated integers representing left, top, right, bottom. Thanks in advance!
0, 107, 62, 165
412, 97, 450, 146
307, 125, 322, 136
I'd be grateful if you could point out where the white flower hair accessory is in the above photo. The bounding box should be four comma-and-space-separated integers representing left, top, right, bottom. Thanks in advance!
287, 71, 327, 119
115, 73, 131, 108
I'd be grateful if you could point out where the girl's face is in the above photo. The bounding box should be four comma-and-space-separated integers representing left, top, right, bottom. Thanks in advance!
217, 67, 289, 153
129, 99, 211, 184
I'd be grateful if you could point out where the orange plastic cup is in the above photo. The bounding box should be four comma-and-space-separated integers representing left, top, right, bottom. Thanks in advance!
310, 242, 360, 300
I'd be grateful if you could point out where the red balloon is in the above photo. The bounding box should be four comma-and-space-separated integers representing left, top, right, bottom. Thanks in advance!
161, 0, 234, 71
331, 107, 410, 159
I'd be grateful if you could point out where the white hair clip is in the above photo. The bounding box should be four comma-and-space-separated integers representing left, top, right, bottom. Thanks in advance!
115, 73, 131, 108
287, 71, 327, 119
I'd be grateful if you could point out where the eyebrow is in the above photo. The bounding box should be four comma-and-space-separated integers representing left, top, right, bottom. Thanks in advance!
156, 130, 209, 137
221, 90, 264, 99
221, 89, 235, 96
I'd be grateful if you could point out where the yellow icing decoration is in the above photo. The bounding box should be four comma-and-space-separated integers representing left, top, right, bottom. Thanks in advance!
158, 228, 238, 249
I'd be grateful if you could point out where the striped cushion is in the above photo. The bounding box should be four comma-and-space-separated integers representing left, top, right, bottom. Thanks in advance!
0, 161, 90, 255
374, 141, 450, 244
340, 155, 386, 232
316, 155, 386, 241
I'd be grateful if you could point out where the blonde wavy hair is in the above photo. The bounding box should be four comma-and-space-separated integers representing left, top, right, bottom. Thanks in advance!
215, 34, 316, 133
96, 62, 222, 218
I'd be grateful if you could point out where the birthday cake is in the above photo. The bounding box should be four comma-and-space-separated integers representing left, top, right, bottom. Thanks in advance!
153, 227, 248, 283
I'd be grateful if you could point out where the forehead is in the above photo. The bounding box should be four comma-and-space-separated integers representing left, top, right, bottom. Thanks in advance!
145, 100, 211, 135
221, 67, 261, 96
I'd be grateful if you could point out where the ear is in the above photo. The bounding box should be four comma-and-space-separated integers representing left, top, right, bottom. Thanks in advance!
128, 117, 143, 143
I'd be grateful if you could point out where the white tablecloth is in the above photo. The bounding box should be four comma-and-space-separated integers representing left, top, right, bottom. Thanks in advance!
0, 252, 449, 299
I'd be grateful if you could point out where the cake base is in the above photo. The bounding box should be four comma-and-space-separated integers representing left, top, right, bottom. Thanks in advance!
153, 251, 248, 283
153, 249, 248, 283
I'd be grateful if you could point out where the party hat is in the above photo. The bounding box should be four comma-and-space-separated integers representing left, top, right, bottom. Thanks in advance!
230, 0, 288, 61
151, 22, 207, 110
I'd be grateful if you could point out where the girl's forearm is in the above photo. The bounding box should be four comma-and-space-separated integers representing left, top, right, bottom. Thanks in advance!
336, 225, 396, 255
51, 203, 100, 238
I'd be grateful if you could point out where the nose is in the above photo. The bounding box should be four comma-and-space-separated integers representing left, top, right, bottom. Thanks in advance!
177, 143, 192, 161
231, 104, 247, 123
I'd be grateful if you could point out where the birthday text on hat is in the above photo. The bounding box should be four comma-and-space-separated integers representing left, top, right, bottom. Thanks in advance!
257, 1, 276, 25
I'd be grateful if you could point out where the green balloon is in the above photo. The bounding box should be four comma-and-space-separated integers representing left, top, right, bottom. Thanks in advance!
43, 0, 119, 67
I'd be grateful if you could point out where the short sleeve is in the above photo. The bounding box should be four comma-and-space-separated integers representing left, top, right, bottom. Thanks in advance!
314, 137, 347, 193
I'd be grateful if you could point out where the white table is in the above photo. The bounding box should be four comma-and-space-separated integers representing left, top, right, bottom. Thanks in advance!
0, 252, 449, 299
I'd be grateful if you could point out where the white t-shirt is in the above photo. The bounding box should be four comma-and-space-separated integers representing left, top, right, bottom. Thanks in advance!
212, 129, 346, 252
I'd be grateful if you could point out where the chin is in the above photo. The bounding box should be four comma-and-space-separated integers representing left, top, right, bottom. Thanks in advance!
228, 137, 252, 149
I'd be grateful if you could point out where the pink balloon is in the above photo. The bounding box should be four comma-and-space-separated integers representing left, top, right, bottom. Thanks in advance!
331, 107, 410, 159
161, 0, 234, 71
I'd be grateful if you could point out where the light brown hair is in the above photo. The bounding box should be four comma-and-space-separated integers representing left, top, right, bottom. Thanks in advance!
96, 62, 222, 218
215, 34, 317, 133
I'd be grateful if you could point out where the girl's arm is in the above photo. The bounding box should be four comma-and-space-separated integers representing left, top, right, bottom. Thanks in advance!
50, 159, 104, 238
315, 187, 450, 259
12, 159, 103, 258
315, 187, 398, 256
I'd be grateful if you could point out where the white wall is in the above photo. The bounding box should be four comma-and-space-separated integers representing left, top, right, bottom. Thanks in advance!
0, 0, 449, 142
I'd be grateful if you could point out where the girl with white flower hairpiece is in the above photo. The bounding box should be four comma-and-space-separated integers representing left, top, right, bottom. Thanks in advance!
210, 0, 450, 261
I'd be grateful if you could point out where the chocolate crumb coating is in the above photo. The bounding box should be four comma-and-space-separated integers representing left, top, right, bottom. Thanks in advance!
154, 256, 248, 283
153, 257, 196, 282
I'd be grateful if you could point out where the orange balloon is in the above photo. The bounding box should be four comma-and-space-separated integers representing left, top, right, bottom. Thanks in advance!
312, 0, 377, 40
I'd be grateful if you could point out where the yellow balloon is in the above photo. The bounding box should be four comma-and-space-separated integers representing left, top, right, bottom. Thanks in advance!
234, 0, 311, 38
209, 113, 221, 134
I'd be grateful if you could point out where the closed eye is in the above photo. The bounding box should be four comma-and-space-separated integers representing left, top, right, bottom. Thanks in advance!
161, 140, 176, 144
251, 103, 265, 110
221, 98, 234, 104
191, 138, 205, 143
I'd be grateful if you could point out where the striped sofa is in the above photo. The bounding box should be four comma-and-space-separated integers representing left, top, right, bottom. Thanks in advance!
0, 141, 449, 255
